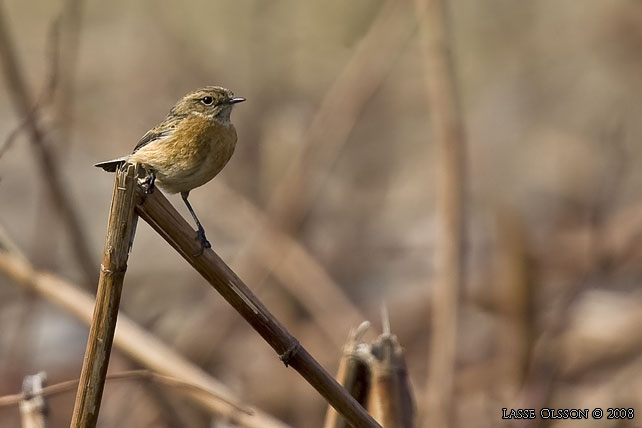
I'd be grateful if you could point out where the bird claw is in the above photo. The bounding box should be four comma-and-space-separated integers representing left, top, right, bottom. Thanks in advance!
142, 172, 156, 195
194, 228, 211, 256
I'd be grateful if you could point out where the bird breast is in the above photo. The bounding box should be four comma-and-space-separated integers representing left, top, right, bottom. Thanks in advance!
130, 114, 238, 194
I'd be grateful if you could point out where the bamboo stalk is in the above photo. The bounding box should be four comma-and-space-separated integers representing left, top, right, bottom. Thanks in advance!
69, 164, 141, 427
135, 178, 381, 428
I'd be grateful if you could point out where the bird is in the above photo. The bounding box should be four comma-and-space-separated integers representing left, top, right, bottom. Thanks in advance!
95, 86, 245, 253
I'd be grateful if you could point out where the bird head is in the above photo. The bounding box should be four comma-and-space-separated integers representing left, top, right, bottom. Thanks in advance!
170, 86, 245, 122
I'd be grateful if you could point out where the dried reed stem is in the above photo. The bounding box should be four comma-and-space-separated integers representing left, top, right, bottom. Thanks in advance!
415, 0, 467, 426
69, 164, 141, 427
2, 370, 248, 414
135, 177, 381, 428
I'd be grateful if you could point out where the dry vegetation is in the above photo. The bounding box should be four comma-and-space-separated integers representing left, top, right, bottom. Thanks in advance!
1, 0, 642, 427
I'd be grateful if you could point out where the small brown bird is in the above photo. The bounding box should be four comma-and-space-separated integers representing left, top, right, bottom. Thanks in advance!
95, 86, 245, 252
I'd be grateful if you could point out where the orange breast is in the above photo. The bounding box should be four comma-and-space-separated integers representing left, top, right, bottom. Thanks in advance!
129, 114, 237, 194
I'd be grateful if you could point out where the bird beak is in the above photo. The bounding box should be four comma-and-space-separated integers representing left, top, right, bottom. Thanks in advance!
229, 97, 246, 104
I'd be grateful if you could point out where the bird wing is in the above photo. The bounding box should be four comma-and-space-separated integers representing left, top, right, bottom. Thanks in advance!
133, 128, 170, 153
132, 114, 186, 153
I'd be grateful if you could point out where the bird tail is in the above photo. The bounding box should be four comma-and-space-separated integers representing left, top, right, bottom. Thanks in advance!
94, 157, 128, 172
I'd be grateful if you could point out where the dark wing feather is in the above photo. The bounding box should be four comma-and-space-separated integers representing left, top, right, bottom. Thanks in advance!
133, 114, 187, 153
133, 129, 168, 152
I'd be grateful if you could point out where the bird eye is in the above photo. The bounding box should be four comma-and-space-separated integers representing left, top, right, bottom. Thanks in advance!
201, 96, 214, 105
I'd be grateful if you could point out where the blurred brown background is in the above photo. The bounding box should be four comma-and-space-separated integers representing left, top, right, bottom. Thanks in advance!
1, 0, 642, 427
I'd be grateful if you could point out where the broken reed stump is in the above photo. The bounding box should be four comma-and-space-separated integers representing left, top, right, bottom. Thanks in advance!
324, 322, 372, 428
368, 333, 415, 427
20, 372, 48, 428
71, 163, 381, 428
324, 322, 415, 428
70, 164, 142, 427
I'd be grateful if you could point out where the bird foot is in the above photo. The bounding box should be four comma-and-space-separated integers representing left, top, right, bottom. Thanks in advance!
142, 171, 156, 195
194, 228, 211, 256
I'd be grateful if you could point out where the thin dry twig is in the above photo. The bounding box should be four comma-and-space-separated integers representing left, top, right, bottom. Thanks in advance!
0, 14, 64, 386
0, 14, 61, 159
135, 176, 382, 428
0, 14, 63, 380
415, 0, 467, 426
0, 3, 96, 287
0, 370, 250, 416
515, 123, 633, 428
0, 118, 30, 160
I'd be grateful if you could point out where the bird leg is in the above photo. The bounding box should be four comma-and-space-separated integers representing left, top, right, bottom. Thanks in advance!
181, 191, 211, 255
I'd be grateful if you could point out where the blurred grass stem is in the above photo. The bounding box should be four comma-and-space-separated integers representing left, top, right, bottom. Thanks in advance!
415, 0, 467, 426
